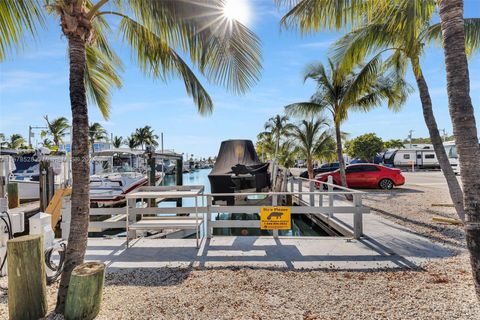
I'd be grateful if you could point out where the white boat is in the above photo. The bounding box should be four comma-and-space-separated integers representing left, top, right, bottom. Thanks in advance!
90, 149, 163, 206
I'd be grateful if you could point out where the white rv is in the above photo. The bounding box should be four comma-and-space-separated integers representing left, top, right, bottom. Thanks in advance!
383, 145, 439, 169
444, 141, 460, 174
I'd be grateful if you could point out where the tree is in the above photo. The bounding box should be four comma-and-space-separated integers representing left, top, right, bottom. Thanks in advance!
41, 138, 54, 150
112, 135, 123, 148
346, 133, 383, 162
42, 115, 70, 150
4, 134, 26, 149
439, 0, 480, 299
330, 1, 479, 221
285, 59, 409, 187
384, 139, 405, 150
256, 131, 276, 161
290, 117, 335, 179
88, 123, 107, 154
277, 139, 298, 169
125, 135, 139, 150
133, 126, 158, 150
3, 0, 261, 312
263, 115, 294, 160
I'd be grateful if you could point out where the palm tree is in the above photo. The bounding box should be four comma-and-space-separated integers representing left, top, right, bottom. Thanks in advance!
263, 115, 294, 159
112, 135, 123, 148
277, 140, 298, 169
41, 138, 54, 150
42, 115, 70, 150
88, 122, 107, 154
290, 118, 335, 179
256, 131, 276, 161
439, 0, 480, 299
133, 126, 158, 150
125, 135, 139, 150
329, 1, 480, 221
5, 134, 26, 149
285, 59, 409, 187
3, 1, 261, 311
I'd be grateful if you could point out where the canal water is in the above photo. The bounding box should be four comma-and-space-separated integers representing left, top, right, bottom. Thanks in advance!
161, 169, 329, 237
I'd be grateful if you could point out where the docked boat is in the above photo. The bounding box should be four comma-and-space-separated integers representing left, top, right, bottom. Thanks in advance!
90, 149, 163, 207
208, 139, 270, 205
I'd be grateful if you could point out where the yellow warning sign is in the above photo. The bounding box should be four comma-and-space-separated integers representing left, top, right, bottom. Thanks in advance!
260, 206, 291, 230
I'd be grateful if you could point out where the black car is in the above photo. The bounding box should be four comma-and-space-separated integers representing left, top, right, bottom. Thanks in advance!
299, 162, 340, 178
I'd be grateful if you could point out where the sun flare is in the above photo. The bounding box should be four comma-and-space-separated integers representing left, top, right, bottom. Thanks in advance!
222, 0, 251, 25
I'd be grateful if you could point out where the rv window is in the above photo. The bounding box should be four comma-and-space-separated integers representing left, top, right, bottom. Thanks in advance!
425, 154, 435, 159
417, 154, 422, 159
403, 154, 410, 159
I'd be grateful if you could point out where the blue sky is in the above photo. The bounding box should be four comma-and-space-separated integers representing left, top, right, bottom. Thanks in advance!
0, 0, 479, 158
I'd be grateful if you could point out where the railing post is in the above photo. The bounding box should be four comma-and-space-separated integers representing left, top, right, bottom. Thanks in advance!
353, 193, 363, 239
289, 179, 294, 193
309, 181, 315, 207
272, 194, 278, 237
207, 195, 213, 238
127, 198, 136, 246
327, 175, 334, 218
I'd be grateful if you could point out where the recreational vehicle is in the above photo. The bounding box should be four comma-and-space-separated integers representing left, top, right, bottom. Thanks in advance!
383, 147, 439, 169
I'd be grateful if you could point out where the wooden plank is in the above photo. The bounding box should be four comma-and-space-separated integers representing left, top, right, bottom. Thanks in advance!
45, 188, 72, 229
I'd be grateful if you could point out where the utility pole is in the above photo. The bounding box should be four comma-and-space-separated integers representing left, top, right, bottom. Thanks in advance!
441, 129, 447, 142
28, 125, 48, 148
408, 130, 414, 148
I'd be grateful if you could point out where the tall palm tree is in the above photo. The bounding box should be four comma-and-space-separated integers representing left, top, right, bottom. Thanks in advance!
290, 118, 335, 179
285, 59, 409, 187
42, 115, 70, 150
5, 134, 26, 149
112, 135, 123, 148
277, 139, 298, 169
88, 122, 107, 154
41, 138, 54, 149
133, 126, 158, 150
329, 2, 479, 221
2, 1, 261, 311
439, 0, 480, 299
125, 135, 139, 150
256, 131, 276, 161
263, 115, 294, 159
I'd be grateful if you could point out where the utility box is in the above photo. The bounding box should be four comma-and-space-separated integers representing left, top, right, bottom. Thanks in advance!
29, 212, 54, 249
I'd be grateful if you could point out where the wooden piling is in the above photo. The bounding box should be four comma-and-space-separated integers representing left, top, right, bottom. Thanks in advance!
7, 182, 19, 209
7, 235, 47, 320
65, 261, 106, 320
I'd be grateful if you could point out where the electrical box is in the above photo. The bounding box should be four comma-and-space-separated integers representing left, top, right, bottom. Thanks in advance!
29, 212, 54, 249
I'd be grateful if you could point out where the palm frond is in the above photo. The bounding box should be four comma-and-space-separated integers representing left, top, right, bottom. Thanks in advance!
85, 45, 123, 119
118, 16, 213, 114
284, 102, 326, 118
0, 0, 45, 61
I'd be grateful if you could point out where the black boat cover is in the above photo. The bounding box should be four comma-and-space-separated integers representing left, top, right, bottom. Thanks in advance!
209, 140, 267, 176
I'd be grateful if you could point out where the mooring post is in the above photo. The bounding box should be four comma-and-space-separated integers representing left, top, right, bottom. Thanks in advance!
298, 179, 303, 203
7, 182, 19, 209
327, 175, 334, 218
147, 154, 156, 207
176, 158, 183, 207
353, 193, 363, 239
309, 181, 315, 207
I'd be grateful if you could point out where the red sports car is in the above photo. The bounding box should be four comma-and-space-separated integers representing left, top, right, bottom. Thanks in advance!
315, 164, 405, 190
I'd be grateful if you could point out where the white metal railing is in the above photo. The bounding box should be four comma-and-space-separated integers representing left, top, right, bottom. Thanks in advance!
60, 180, 369, 242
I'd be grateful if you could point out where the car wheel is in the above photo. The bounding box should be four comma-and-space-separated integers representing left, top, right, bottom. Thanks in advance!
379, 178, 394, 190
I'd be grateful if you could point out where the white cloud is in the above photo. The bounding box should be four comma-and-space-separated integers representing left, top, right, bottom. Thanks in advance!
0, 70, 66, 92
298, 40, 334, 49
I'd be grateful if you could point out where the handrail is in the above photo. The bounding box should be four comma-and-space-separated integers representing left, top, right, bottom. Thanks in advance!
293, 176, 364, 193
203, 191, 360, 196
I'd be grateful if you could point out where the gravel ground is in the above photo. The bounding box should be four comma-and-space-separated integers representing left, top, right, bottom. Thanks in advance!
2, 253, 478, 319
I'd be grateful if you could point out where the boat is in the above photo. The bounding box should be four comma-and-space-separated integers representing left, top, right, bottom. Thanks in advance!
208, 139, 270, 205
90, 148, 163, 207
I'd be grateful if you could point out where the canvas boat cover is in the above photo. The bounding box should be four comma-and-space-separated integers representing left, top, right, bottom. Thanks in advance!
209, 140, 268, 176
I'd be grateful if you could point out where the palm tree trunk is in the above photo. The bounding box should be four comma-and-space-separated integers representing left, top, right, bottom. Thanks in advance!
335, 121, 347, 187
55, 34, 91, 313
439, 0, 480, 299
411, 61, 465, 221
307, 157, 314, 179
